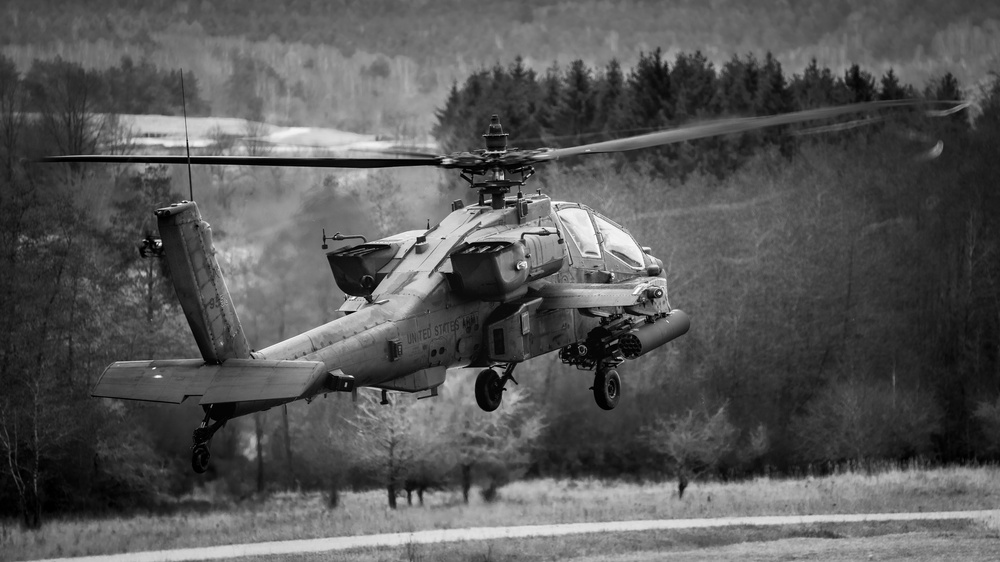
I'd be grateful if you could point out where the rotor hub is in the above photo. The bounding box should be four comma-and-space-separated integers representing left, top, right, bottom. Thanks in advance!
483, 114, 508, 153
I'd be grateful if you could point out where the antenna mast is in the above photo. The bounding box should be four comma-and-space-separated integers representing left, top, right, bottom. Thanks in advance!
180, 71, 194, 201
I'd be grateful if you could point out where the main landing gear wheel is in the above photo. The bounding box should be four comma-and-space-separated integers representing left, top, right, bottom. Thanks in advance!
475, 368, 504, 412
191, 444, 211, 474
593, 369, 621, 410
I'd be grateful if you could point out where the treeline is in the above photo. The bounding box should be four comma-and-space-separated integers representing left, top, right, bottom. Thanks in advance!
3, 46, 1000, 530
0, 49, 491, 528
5, 0, 1000, 65
6, 2, 998, 135
434, 52, 960, 178
520, 100, 1000, 487
20, 55, 210, 119
1, 54, 191, 528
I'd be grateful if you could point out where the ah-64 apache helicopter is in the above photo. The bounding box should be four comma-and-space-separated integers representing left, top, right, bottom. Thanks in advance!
44, 100, 935, 473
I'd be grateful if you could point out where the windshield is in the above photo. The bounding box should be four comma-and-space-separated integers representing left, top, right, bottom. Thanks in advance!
595, 215, 645, 268
557, 207, 602, 259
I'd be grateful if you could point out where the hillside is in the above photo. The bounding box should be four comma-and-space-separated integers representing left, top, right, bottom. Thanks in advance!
3, 1, 999, 134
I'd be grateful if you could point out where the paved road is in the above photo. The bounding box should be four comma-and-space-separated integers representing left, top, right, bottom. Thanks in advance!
34, 510, 999, 562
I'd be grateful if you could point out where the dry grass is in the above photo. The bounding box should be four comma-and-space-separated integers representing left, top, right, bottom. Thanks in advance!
3, 465, 999, 561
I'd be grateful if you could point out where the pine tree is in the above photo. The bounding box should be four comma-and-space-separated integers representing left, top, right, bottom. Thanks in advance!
878, 68, 907, 101
844, 63, 877, 103
790, 58, 847, 110
593, 59, 628, 139
627, 48, 673, 129
670, 51, 717, 121
553, 59, 596, 147
715, 53, 759, 115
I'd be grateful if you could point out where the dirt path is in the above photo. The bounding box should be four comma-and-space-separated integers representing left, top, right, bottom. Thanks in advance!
31, 510, 999, 562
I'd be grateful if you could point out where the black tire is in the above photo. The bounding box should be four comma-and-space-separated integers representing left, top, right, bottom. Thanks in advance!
475, 368, 504, 412
192, 444, 211, 474
594, 369, 621, 410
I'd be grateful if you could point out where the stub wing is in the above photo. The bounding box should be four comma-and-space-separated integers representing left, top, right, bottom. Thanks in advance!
93, 359, 328, 405
533, 278, 669, 312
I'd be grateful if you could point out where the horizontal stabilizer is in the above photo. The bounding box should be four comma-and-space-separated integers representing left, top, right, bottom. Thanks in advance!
94, 359, 327, 405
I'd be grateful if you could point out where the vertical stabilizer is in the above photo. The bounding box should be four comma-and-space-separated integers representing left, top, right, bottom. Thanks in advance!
156, 201, 251, 363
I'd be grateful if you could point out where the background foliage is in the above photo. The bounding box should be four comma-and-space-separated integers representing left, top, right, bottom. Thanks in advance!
2, 6, 1000, 529
3, 0, 1000, 133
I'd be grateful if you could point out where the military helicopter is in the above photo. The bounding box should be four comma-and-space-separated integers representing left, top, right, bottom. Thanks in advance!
43, 99, 941, 473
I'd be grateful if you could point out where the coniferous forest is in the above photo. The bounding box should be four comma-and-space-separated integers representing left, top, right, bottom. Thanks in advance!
2, 1, 1000, 532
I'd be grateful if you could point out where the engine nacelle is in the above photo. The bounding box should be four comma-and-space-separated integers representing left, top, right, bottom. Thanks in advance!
619, 310, 690, 359
326, 242, 400, 296
449, 226, 564, 301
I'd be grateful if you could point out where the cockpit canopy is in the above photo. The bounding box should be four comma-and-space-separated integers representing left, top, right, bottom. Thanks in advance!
553, 203, 647, 272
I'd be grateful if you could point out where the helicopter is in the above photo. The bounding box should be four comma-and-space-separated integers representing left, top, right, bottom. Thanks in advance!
43, 99, 946, 473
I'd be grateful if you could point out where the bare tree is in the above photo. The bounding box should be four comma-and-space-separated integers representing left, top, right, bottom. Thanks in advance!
791, 379, 942, 466
23, 58, 107, 158
443, 378, 544, 503
348, 170, 406, 238
644, 403, 737, 498
350, 392, 419, 509
206, 124, 238, 206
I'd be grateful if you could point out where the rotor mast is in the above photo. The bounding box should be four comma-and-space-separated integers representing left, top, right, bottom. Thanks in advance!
463, 115, 535, 208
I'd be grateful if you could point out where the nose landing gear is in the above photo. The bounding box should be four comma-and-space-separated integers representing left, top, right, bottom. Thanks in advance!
593, 367, 621, 410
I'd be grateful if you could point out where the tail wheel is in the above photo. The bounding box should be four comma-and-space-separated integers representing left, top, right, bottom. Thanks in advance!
475, 368, 504, 412
192, 444, 211, 474
594, 369, 621, 410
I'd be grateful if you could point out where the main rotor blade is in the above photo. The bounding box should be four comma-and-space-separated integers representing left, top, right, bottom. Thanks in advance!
531, 100, 933, 162
37, 154, 444, 169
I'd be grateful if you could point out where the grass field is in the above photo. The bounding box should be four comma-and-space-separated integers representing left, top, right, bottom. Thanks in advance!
3, 465, 1000, 561
223, 520, 999, 562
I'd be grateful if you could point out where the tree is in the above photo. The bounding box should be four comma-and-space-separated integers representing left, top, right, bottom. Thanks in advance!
711, 53, 764, 174
0, 178, 168, 527
444, 377, 544, 503
627, 48, 673, 128
844, 63, 877, 103
790, 58, 847, 109
286, 394, 354, 506
926, 72, 968, 129
754, 52, 794, 156
878, 68, 907, 101
223, 50, 285, 121
350, 392, 423, 509
23, 57, 107, 157
715, 53, 758, 115
643, 404, 737, 498
348, 170, 405, 238
495, 57, 543, 148
975, 73, 1000, 132
593, 59, 629, 139
0, 54, 26, 180
973, 397, 1000, 455
670, 51, 717, 121
102, 56, 171, 115
537, 62, 563, 141
791, 379, 942, 465
552, 60, 596, 146
167, 69, 211, 116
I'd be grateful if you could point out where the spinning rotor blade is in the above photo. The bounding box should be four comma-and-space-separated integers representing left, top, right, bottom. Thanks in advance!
38, 154, 444, 168
530, 100, 932, 163
41, 99, 966, 174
